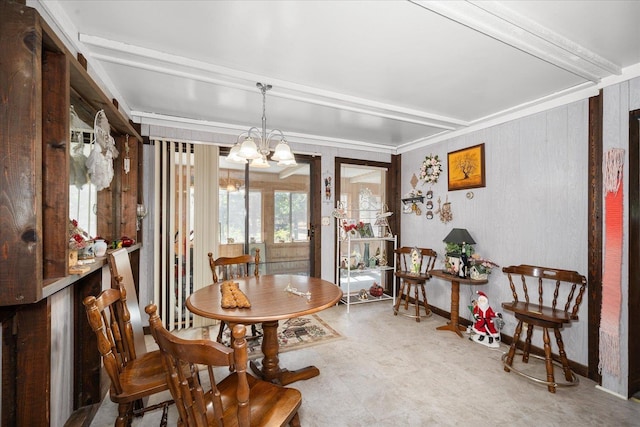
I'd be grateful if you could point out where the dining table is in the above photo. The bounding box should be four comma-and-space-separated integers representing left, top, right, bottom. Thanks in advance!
186, 274, 343, 386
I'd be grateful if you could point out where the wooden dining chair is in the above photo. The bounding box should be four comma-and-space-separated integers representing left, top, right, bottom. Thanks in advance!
108, 247, 147, 356
501, 264, 587, 393
208, 249, 261, 343
145, 303, 302, 427
83, 279, 172, 427
393, 246, 437, 322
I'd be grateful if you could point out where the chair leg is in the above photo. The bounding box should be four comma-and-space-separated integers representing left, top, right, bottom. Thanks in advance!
247, 323, 263, 341
116, 402, 132, 427
393, 282, 405, 315
216, 321, 227, 343
523, 323, 534, 363
289, 412, 301, 427
413, 284, 421, 322
504, 320, 523, 372
419, 284, 431, 316
542, 327, 556, 393
554, 328, 574, 382
403, 284, 410, 310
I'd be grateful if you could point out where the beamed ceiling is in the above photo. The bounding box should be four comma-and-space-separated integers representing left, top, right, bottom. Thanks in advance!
30, 0, 640, 154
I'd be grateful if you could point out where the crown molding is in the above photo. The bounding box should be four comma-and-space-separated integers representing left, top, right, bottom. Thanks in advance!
397, 82, 600, 153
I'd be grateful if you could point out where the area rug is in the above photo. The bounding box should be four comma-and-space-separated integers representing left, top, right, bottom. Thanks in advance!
170, 314, 344, 360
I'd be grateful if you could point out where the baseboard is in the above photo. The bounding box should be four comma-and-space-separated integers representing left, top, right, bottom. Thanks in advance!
595, 385, 628, 400
426, 303, 589, 378
493, 331, 588, 378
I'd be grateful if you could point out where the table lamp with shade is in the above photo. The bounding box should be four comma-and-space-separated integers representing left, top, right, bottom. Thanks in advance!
443, 228, 476, 277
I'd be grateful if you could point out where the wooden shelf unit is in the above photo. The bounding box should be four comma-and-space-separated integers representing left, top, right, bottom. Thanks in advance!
0, 3, 143, 424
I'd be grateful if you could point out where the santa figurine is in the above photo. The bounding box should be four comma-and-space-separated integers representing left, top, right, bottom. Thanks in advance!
471, 291, 501, 348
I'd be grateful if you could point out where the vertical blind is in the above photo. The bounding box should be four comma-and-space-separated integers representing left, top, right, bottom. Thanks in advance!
152, 139, 218, 330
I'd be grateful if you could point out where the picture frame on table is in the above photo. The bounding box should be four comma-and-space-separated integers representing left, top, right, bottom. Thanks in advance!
447, 143, 486, 191
359, 223, 374, 238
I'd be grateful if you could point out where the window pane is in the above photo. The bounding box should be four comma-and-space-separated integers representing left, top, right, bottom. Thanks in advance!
291, 192, 308, 241
274, 191, 290, 242
219, 189, 229, 242
228, 191, 245, 243
219, 166, 246, 244
340, 164, 387, 236
248, 190, 262, 243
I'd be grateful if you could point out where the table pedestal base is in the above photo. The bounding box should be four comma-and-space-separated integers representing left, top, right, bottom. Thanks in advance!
250, 361, 320, 386
429, 270, 488, 339
436, 322, 467, 338
250, 320, 320, 386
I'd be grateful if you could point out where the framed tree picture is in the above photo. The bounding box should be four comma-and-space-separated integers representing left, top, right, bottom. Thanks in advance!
447, 143, 486, 191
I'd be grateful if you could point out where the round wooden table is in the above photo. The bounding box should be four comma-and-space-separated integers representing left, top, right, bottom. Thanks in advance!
186, 274, 342, 385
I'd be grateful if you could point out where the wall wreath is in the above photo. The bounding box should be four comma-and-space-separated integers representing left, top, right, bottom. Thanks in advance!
419, 154, 442, 185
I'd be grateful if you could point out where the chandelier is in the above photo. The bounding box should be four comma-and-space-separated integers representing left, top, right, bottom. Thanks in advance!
227, 82, 296, 168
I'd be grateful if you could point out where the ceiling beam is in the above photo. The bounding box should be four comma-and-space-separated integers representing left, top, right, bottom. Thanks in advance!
279, 165, 307, 180
410, 0, 621, 82
348, 170, 381, 184
79, 33, 466, 131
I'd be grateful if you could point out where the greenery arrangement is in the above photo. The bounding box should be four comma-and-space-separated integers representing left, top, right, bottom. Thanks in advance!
444, 241, 473, 257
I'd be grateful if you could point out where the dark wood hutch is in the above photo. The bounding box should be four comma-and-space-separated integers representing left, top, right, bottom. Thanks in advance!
1, 1, 142, 424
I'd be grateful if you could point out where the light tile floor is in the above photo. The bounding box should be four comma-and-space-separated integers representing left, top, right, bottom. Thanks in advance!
91, 301, 640, 427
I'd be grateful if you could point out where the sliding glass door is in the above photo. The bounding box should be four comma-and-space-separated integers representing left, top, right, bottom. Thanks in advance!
218, 155, 313, 275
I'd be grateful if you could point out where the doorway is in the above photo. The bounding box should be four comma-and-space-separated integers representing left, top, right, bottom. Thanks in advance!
218, 153, 320, 277
335, 157, 397, 294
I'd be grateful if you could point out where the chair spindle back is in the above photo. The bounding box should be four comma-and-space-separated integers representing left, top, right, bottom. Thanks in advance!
147, 304, 252, 426
503, 265, 587, 320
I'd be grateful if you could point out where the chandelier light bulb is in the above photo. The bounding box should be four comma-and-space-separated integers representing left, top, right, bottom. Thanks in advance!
250, 155, 270, 168
238, 137, 261, 160
227, 143, 248, 164
271, 140, 295, 162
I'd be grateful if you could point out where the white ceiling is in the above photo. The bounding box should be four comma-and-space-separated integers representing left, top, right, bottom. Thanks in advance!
32, 0, 640, 154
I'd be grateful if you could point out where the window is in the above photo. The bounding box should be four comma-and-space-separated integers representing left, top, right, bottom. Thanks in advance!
339, 164, 387, 235
274, 191, 308, 242
69, 141, 97, 238
219, 166, 264, 244
219, 188, 246, 244
218, 189, 262, 244
248, 190, 262, 243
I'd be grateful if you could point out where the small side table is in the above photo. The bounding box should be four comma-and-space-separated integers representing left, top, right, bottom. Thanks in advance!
430, 269, 488, 338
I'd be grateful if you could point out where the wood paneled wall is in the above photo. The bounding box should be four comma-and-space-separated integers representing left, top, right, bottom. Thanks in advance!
1, 3, 144, 425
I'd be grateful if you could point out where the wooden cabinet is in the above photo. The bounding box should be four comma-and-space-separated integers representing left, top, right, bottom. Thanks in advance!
0, 1, 142, 306
0, 2, 143, 424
